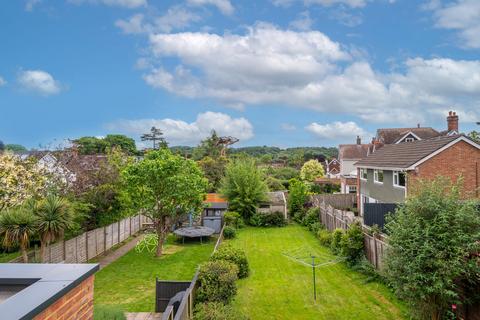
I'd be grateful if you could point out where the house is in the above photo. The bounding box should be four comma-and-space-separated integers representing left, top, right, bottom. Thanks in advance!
0, 263, 98, 319
324, 158, 340, 177
258, 191, 288, 219
202, 193, 228, 233
355, 134, 480, 216
338, 136, 370, 195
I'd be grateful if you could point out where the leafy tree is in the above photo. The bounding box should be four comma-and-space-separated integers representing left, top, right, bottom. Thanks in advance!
5, 144, 27, 153
29, 195, 75, 262
287, 178, 309, 219
0, 153, 47, 210
103, 134, 137, 155
339, 221, 364, 265
259, 154, 273, 165
220, 158, 268, 222
0, 206, 37, 262
141, 127, 168, 149
198, 156, 228, 192
193, 131, 223, 160
288, 149, 305, 167
468, 130, 480, 143
385, 178, 480, 320
122, 149, 208, 256
265, 176, 285, 191
300, 159, 325, 182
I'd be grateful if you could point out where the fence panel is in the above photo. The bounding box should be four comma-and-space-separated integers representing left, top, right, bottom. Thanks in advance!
48, 242, 65, 263
86, 230, 97, 260
112, 222, 119, 247
64, 237, 77, 263
363, 203, 397, 229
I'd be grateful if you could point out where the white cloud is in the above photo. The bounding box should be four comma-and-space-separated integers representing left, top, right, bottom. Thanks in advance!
272, 0, 369, 8
289, 11, 314, 31
429, 0, 480, 48
25, 0, 41, 11
17, 70, 62, 96
306, 121, 369, 140
138, 23, 480, 125
187, 0, 234, 15
116, 7, 201, 34
68, 0, 146, 9
0, 76, 6, 87
106, 111, 254, 145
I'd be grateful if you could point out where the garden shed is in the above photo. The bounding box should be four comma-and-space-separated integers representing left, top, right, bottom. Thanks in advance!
202, 193, 228, 233
258, 191, 288, 219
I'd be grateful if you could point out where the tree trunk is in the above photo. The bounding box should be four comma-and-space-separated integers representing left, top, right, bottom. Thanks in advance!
155, 217, 168, 257
21, 247, 28, 263
39, 242, 46, 263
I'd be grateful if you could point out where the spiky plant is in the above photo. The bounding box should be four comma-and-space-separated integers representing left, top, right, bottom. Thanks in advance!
0, 206, 37, 262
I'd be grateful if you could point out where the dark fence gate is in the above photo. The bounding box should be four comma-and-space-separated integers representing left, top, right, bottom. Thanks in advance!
363, 203, 397, 230
155, 279, 191, 313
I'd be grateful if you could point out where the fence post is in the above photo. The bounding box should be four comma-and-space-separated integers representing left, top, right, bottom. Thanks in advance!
104, 226, 107, 253
118, 220, 121, 244
373, 235, 378, 269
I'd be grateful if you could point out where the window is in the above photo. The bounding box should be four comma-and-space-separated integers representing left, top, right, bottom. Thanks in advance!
360, 168, 368, 180
405, 137, 415, 142
393, 171, 406, 187
374, 169, 384, 184
348, 185, 357, 194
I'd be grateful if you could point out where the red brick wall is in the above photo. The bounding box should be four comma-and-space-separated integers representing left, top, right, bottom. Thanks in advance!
407, 140, 480, 198
33, 275, 95, 320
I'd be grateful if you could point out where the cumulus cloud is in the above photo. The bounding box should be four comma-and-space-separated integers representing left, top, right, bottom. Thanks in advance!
106, 111, 254, 145
187, 0, 234, 15
139, 23, 480, 124
306, 121, 370, 140
429, 0, 480, 48
17, 70, 62, 96
68, 0, 146, 9
116, 7, 201, 34
0, 76, 6, 87
289, 11, 314, 31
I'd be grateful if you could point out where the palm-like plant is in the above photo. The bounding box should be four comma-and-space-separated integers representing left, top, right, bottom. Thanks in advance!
0, 207, 37, 262
35, 195, 74, 262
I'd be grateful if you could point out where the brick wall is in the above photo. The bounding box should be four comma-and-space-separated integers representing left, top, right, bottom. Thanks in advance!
407, 140, 480, 198
33, 275, 95, 320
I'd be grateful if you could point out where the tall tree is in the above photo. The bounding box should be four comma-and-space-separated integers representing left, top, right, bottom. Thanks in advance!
220, 158, 268, 222
122, 149, 207, 256
300, 159, 325, 182
141, 127, 168, 150
73, 136, 108, 154
0, 207, 37, 263
193, 130, 223, 160
385, 178, 480, 320
5, 144, 27, 153
103, 134, 137, 155
198, 156, 228, 192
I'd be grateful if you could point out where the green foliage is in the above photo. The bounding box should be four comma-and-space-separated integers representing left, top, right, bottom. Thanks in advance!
103, 134, 137, 155
74, 135, 137, 155
223, 226, 236, 239
317, 229, 332, 247
220, 158, 268, 223
193, 130, 224, 160
94, 305, 126, 320
300, 159, 325, 182
350, 257, 385, 284
265, 176, 285, 191
340, 222, 364, 265
73, 136, 108, 154
211, 245, 249, 279
224, 212, 244, 229
385, 178, 480, 320
468, 130, 480, 143
122, 148, 208, 256
302, 207, 319, 227
4, 144, 27, 152
135, 234, 159, 253
197, 260, 239, 304
0, 206, 37, 262
309, 183, 341, 194
194, 302, 248, 320
288, 179, 309, 220
250, 211, 286, 227
330, 228, 344, 255
308, 222, 322, 234
198, 156, 228, 192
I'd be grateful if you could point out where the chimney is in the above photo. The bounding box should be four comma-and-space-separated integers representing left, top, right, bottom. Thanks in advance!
417, 123, 420, 128
447, 111, 459, 133
356, 136, 361, 145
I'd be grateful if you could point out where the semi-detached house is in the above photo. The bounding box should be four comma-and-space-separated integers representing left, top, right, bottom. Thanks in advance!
354, 134, 480, 215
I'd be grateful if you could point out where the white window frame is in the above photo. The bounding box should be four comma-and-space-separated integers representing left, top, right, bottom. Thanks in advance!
360, 168, 368, 180
405, 137, 415, 142
348, 185, 357, 194
373, 169, 384, 184
393, 171, 406, 188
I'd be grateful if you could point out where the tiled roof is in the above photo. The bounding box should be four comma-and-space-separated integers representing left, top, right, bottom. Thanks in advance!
355, 135, 471, 169
338, 144, 370, 160
376, 127, 441, 144
266, 191, 286, 205
204, 193, 227, 203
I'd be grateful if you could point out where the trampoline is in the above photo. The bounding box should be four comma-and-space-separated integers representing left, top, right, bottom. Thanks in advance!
173, 226, 215, 244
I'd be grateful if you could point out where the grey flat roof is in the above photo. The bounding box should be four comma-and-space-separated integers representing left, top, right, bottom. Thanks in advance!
0, 263, 99, 320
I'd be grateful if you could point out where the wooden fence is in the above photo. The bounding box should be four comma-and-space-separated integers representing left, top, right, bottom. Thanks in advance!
311, 193, 356, 210
10, 215, 143, 263
161, 224, 226, 320
317, 202, 388, 270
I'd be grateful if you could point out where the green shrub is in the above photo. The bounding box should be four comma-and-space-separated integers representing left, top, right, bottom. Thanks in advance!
194, 302, 248, 320
351, 257, 384, 284
196, 260, 238, 304
293, 210, 306, 224
223, 226, 236, 239
224, 211, 245, 229
302, 207, 319, 227
288, 179, 309, 218
317, 229, 332, 247
249, 211, 286, 227
309, 222, 322, 234
340, 222, 365, 265
94, 305, 126, 320
330, 228, 344, 254
211, 245, 249, 278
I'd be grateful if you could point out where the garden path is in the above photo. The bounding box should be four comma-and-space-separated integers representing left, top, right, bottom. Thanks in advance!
97, 234, 145, 269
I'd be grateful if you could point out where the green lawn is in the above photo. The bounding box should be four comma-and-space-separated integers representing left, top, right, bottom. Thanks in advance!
94, 235, 215, 312
0, 251, 20, 263
227, 225, 407, 320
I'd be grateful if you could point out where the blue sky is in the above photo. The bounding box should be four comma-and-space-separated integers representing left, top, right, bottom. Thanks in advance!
1, 0, 480, 149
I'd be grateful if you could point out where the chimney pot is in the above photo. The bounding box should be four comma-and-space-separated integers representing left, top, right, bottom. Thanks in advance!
356, 136, 361, 145
447, 110, 459, 133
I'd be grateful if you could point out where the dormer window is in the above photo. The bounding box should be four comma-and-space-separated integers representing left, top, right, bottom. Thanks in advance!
405, 137, 415, 142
